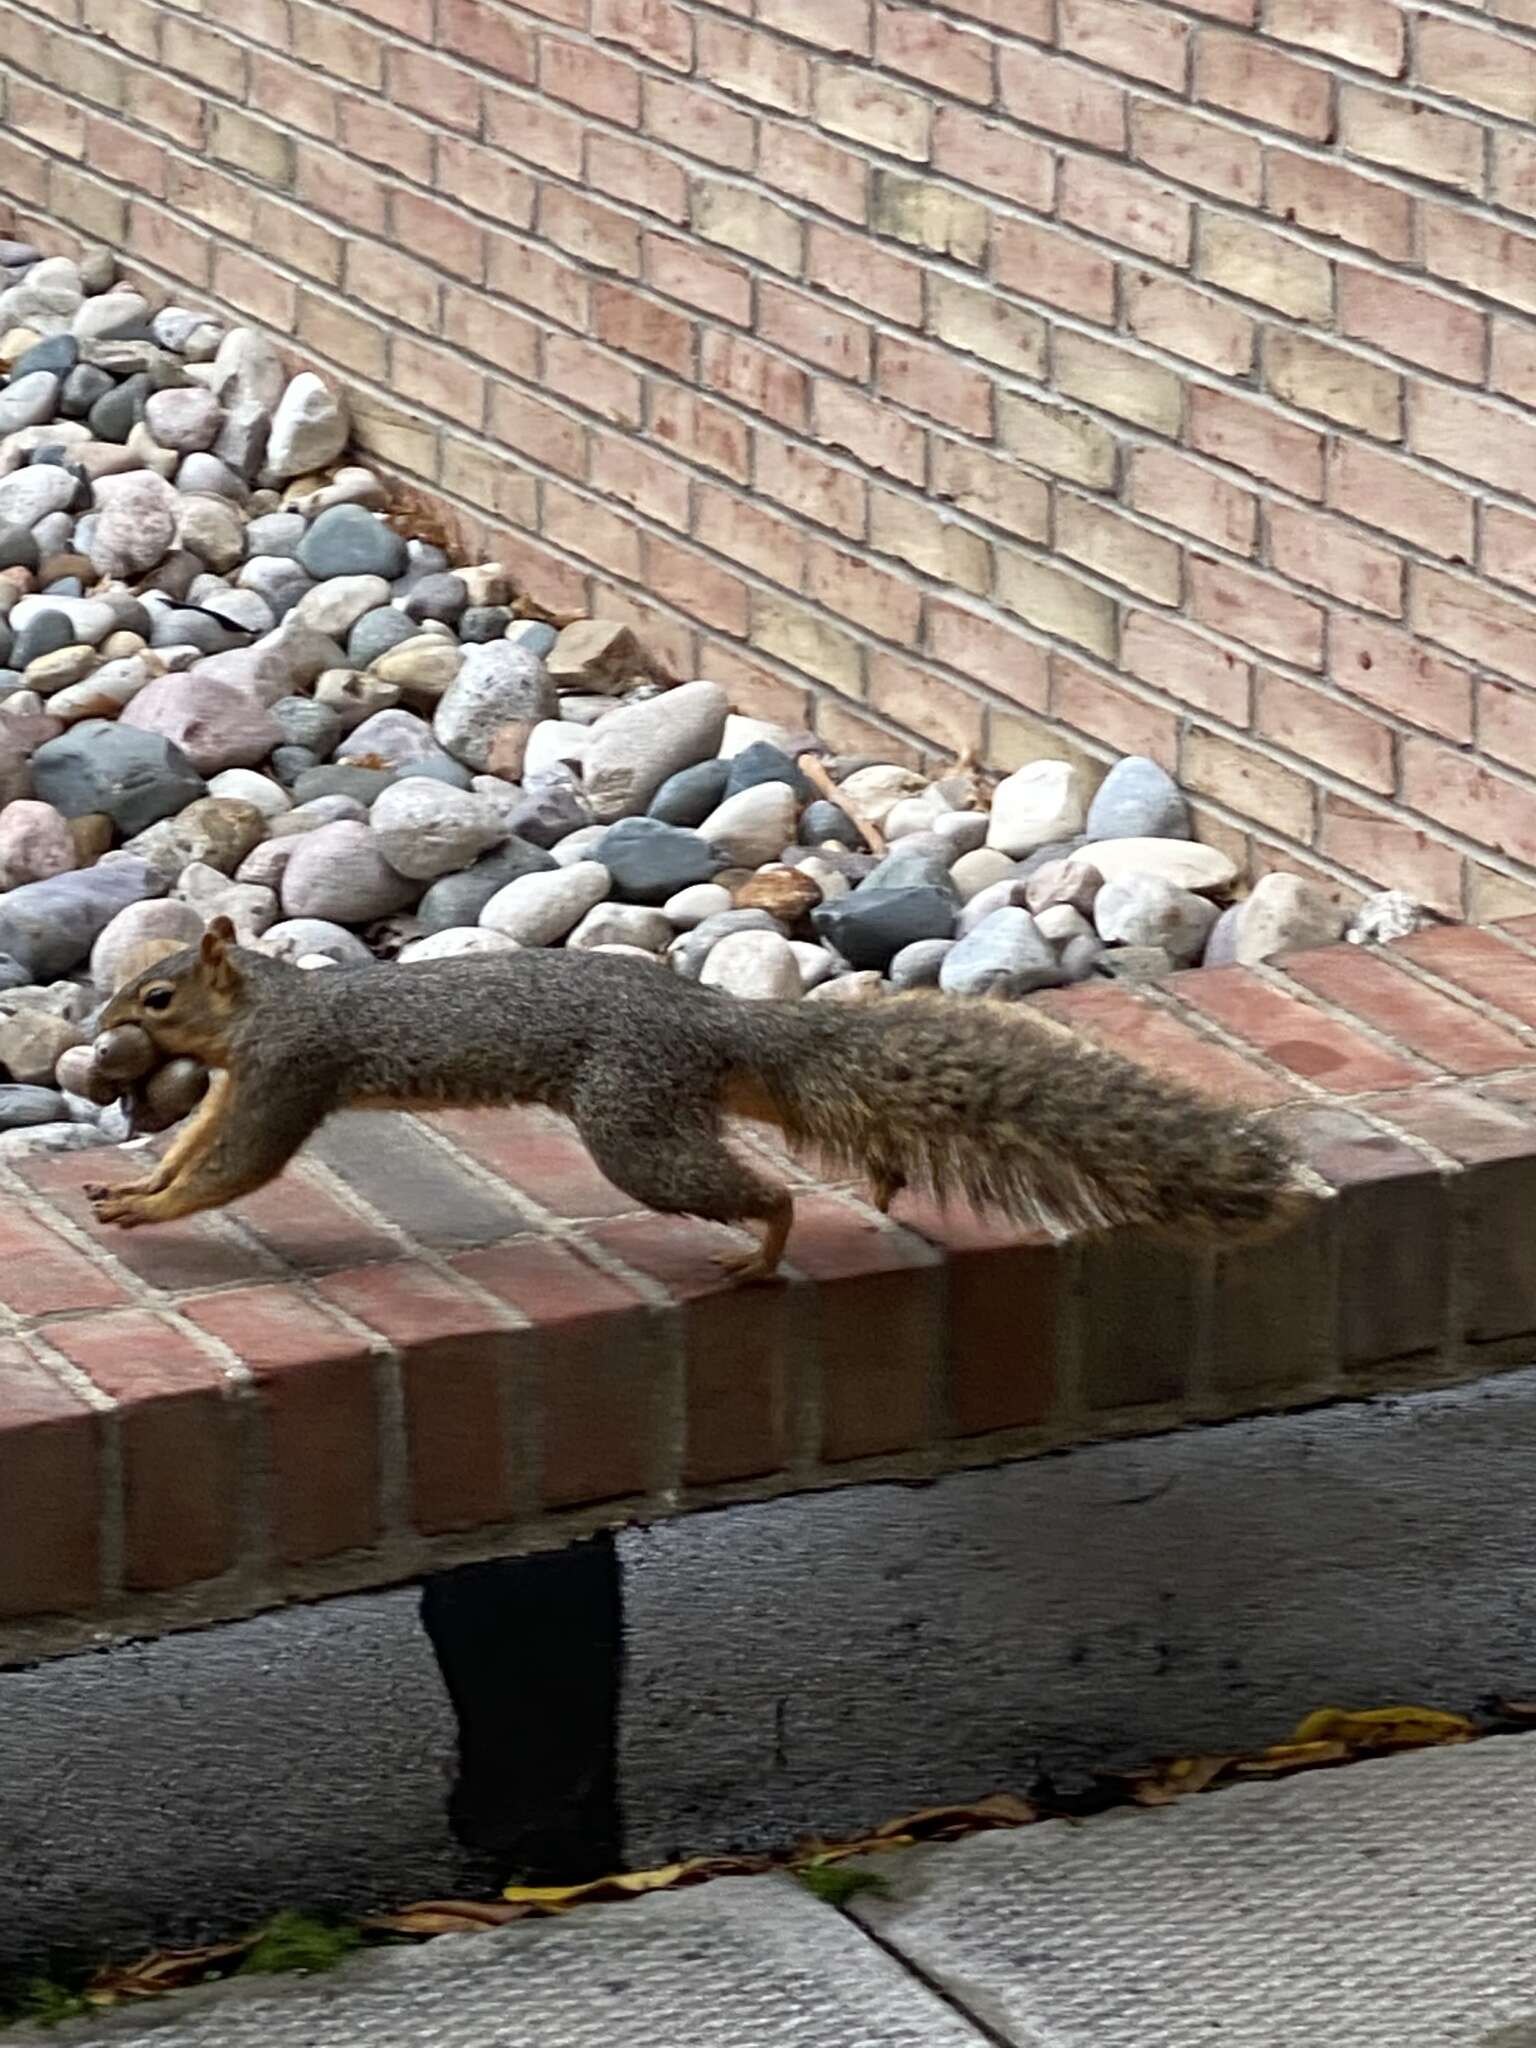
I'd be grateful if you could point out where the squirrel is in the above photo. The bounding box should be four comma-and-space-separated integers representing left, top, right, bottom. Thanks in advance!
83, 915, 1307, 1282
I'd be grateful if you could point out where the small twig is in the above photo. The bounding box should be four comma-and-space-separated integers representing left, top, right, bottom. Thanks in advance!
797, 752, 885, 854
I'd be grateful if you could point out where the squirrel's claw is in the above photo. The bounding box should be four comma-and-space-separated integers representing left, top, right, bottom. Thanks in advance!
88, 1187, 153, 1228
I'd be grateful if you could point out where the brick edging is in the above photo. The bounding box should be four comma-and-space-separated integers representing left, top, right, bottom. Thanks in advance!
7, 921, 1536, 1660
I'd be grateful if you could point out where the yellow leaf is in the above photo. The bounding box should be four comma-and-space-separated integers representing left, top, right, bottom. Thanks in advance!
1289, 1706, 1475, 1751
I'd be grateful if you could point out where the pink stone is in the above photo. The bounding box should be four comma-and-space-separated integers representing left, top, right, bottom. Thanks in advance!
120, 672, 283, 775
0, 798, 77, 889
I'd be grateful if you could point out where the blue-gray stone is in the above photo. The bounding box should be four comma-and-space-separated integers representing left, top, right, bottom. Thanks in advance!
14, 334, 77, 379
597, 817, 725, 905
244, 511, 307, 559
812, 886, 956, 971
87, 371, 151, 444
417, 837, 557, 933
10, 609, 74, 669
291, 764, 396, 807
348, 606, 418, 668
269, 695, 343, 756
402, 574, 467, 625
392, 754, 473, 790
857, 844, 956, 897
939, 906, 1062, 998
458, 605, 513, 644
669, 908, 783, 981
271, 745, 321, 788
648, 757, 732, 828
41, 576, 84, 598
798, 798, 863, 851
1084, 755, 1190, 842
298, 503, 409, 581
0, 954, 30, 991
0, 621, 10, 669
0, 525, 38, 572
105, 597, 152, 642
1018, 837, 1087, 879
31, 721, 206, 836
0, 1084, 70, 1129
505, 619, 556, 658
889, 938, 955, 989
60, 362, 113, 419
0, 858, 165, 980
723, 740, 814, 804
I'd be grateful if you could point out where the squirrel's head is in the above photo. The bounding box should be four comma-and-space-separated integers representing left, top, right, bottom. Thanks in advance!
99, 914, 247, 1060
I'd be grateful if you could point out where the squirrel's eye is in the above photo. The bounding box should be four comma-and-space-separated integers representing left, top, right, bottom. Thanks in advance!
142, 987, 175, 1013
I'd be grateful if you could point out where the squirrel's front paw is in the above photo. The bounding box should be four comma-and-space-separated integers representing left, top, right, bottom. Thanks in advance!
88, 1186, 154, 1228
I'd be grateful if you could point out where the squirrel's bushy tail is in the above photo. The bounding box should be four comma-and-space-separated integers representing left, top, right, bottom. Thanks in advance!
737, 993, 1304, 1247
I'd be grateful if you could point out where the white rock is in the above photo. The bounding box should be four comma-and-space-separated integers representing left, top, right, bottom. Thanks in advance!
1235, 872, 1348, 966
885, 792, 951, 840
790, 939, 838, 991
265, 372, 348, 481
584, 679, 730, 822
551, 824, 609, 866
10, 596, 117, 646
837, 764, 928, 826
1079, 836, 1239, 892
479, 861, 610, 945
211, 329, 287, 411
1096, 875, 1218, 967
369, 778, 504, 881
432, 641, 553, 770
566, 903, 672, 953
293, 574, 391, 638
698, 781, 799, 867
175, 493, 246, 571
207, 768, 292, 818
718, 715, 786, 758
398, 927, 521, 962
794, 856, 851, 902
89, 469, 179, 578
699, 928, 802, 1000
930, 809, 988, 855
951, 848, 1018, 903
0, 464, 77, 528
522, 719, 591, 780
664, 883, 734, 929
986, 760, 1088, 857
1035, 904, 1095, 947
174, 861, 279, 941
1347, 889, 1433, 947
259, 918, 373, 966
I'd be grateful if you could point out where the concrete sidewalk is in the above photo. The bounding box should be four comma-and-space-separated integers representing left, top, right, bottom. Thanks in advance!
17, 1734, 1535, 2047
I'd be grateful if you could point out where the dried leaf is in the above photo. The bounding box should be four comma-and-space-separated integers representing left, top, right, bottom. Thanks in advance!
364, 1901, 533, 1937
1288, 1706, 1475, 1752
86, 1941, 250, 2004
501, 1856, 763, 1913
1233, 1740, 1352, 1777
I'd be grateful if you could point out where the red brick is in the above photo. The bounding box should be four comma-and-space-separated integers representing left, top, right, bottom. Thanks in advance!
647, 531, 751, 634
291, 2, 385, 84
430, 1109, 637, 1220
1266, 148, 1414, 261
1187, 386, 1324, 500
1415, 16, 1536, 121
545, 483, 643, 580
1493, 318, 1536, 406
1079, 1234, 1202, 1409
693, 482, 807, 587
544, 334, 643, 429
388, 45, 480, 134
594, 281, 696, 377
998, 43, 1127, 151
1326, 441, 1472, 565
435, 137, 537, 230
651, 386, 752, 480
814, 62, 932, 160
249, 55, 336, 141
187, 1287, 379, 1565
1051, 656, 1181, 765
868, 653, 987, 755
757, 120, 869, 225
1329, 614, 1472, 744
346, 240, 442, 333
1125, 272, 1253, 375
539, 186, 640, 277
927, 598, 1050, 707
1122, 611, 1251, 724
1131, 101, 1262, 204
932, 107, 1056, 213
1197, 29, 1333, 139
1410, 563, 1536, 690
645, 234, 751, 326
875, 1, 995, 100
0, 1345, 98, 1620
541, 32, 642, 122
697, 18, 809, 109
1175, 967, 1430, 1093
1397, 925, 1536, 1032
702, 330, 808, 430
1316, 797, 1462, 915
1127, 447, 1258, 556
807, 538, 922, 640
1280, 946, 1529, 1075
591, 431, 692, 530
295, 145, 388, 236
1268, 0, 1404, 73
1037, 981, 1298, 1107
1188, 555, 1325, 669
1254, 671, 1393, 793
487, 385, 588, 479
758, 280, 872, 379
1423, 203, 1536, 321
876, 333, 992, 437
458, 1236, 659, 1507
1267, 504, 1403, 617
991, 217, 1117, 323
812, 380, 925, 486
588, 133, 690, 225
1060, 157, 1192, 265
594, 0, 694, 71
1342, 86, 1483, 195
643, 77, 756, 171
1337, 269, 1484, 385
807, 222, 925, 326
46, 1311, 236, 1593
1404, 738, 1536, 866
0, 1200, 130, 1319
759, 0, 872, 51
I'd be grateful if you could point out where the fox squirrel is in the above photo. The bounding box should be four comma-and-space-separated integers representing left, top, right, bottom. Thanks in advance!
83, 916, 1306, 1281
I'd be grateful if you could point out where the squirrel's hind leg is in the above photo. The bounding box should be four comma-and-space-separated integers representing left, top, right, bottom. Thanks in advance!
570, 1082, 794, 1285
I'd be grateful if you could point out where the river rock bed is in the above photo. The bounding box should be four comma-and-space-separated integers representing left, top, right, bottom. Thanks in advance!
0, 238, 1431, 1159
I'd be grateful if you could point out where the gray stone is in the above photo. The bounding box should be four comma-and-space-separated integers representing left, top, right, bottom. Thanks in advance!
87, 370, 151, 444
479, 860, 610, 944
244, 511, 307, 559
649, 757, 732, 828
458, 604, 513, 643
292, 574, 392, 640
1061, 932, 1106, 982
584, 680, 730, 823
291, 764, 396, 807
178, 452, 251, 499
812, 886, 956, 972
31, 719, 204, 833
402, 572, 467, 625
144, 386, 223, 454
1202, 901, 1242, 967
12, 334, 76, 379
345, 607, 416, 668
1095, 943, 1175, 982
175, 861, 279, 941
0, 1083, 69, 1129
566, 902, 673, 954
797, 798, 865, 851
668, 908, 785, 980
237, 556, 312, 620
337, 707, 438, 768
280, 821, 420, 922
123, 797, 267, 881
929, 809, 988, 856
597, 816, 725, 904
0, 372, 59, 434
433, 640, 554, 773
505, 617, 557, 657
213, 398, 270, 481
0, 464, 76, 528
1094, 874, 1219, 967
416, 837, 557, 933
297, 503, 408, 582
723, 740, 813, 803
259, 917, 373, 967
59, 362, 112, 420
9, 608, 73, 669
0, 857, 163, 980
1085, 754, 1191, 842
0, 523, 39, 571
939, 906, 1062, 997
857, 843, 957, 897
700, 782, 800, 868
369, 778, 504, 881
889, 938, 954, 989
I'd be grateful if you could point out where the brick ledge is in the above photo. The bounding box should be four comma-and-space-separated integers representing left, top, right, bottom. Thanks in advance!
8, 919, 1536, 1659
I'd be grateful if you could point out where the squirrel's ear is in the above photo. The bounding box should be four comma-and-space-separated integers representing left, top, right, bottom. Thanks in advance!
199, 917, 240, 992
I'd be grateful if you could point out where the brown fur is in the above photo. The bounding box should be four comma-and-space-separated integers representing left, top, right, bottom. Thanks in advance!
85, 919, 1307, 1279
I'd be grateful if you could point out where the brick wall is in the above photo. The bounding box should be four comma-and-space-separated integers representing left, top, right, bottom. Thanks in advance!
4, 0, 1536, 919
